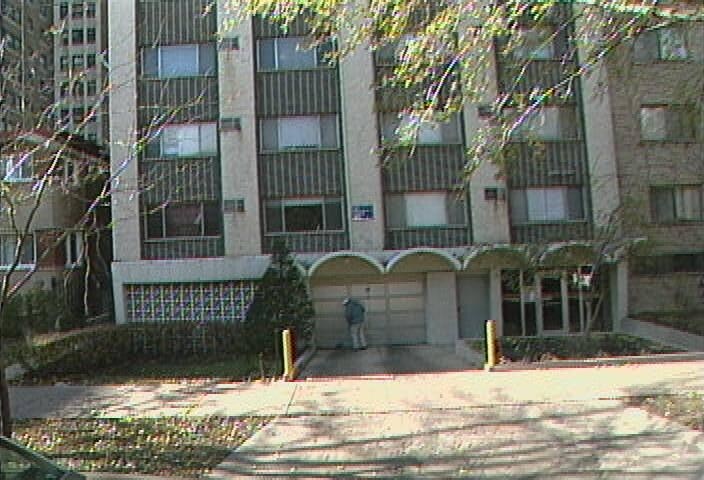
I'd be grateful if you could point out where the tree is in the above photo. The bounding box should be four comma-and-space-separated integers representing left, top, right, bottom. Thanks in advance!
246, 240, 315, 360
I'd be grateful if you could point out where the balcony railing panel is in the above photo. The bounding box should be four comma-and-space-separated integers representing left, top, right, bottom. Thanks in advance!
386, 227, 470, 250
142, 237, 223, 260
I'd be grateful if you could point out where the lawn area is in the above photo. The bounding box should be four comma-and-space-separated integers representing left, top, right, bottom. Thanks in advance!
13, 416, 270, 478
15, 354, 281, 385
470, 333, 681, 363
630, 392, 704, 432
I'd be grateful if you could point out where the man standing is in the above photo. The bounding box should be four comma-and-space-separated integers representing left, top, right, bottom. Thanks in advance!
343, 297, 367, 350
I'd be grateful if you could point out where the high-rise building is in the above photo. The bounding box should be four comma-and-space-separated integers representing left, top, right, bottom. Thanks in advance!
53, 0, 108, 144
108, 0, 703, 344
0, 0, 54, 131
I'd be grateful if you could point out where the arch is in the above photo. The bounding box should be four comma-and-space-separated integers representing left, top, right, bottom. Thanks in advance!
308, 251, 385, 277
539, 241, 595, 267
462, 244, 532, 270
385, 247, 462, 273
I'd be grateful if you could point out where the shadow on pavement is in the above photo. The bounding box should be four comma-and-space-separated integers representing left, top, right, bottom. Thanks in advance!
301, 345, 473, 378
210, 400, 704, 478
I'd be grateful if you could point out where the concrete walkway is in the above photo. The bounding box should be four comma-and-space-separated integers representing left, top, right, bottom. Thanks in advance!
10, 357, 704, 479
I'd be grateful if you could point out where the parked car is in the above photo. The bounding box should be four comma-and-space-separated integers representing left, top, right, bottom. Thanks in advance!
0, 435, 85, 479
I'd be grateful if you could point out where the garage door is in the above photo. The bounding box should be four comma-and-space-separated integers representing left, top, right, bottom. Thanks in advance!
312, 278, 426, 347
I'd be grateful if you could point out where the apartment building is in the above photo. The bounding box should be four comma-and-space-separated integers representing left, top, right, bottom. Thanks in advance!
0, 0, 54, 132
110, 0, 699, 346
606, 21, 704, 318
54, 0, 109, 144
0, 130, 106, 295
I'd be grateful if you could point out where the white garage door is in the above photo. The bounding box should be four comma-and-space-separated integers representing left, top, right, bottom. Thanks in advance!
312, 278, 426, 347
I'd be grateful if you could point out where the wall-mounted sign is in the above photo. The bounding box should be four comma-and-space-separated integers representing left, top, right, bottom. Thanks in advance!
351, 204, 375, 221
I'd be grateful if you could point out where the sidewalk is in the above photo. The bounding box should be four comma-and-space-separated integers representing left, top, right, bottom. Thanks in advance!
11, 360, 704, 479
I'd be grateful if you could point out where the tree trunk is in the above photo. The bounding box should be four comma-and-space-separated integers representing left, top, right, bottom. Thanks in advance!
583, 292, 605, 337
0, 361, 11, 437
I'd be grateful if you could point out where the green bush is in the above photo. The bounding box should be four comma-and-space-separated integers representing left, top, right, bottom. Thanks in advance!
471, 334, 680, 362
22, 321, 259, 377
1, 288, 81, 339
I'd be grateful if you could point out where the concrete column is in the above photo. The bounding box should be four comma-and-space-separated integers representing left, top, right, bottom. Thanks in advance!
461, 37, 511, 244
489, 268, 504, 336
108, 0, 140, 262
217, 11, 262, 256
575, 15, 621, 230
339, 37, 385, 251
610, 260, 629, 331
426, 272, 459, 345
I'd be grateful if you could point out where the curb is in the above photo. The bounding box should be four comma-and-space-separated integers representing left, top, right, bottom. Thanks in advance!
486, 351, 704, 371
291, 345, 317, 380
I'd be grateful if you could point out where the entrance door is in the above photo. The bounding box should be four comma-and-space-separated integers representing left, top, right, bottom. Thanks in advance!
457, 275, 490, 338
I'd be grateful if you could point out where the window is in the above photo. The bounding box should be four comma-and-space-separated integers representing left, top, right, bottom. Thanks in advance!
72, 54, 84, 69
1, 154, 33, 181
265, 198, 343, 233
86, 54, 96, 68
513, 27, 555, 60
145, 202, 221, 238
0, 235, 34, 267
640, 105, 696, 141
380, 112, 462, 145
59, 2, 69, 18
385, 192, 466, 228
59, 56, 69, 71
61, 30, 69, 46
147, 123, 218, 158
260, 115, 339, 151
651, 185, 703, 222
86, 28, 96, 44
510, 187, 584, 223
86, 80, 97, 96
142, 44, 216, 78
65, 231, 83, 267
634, 27, 688, 62
258, 37, 332, 70
510, 106, 578, 141
86, 2, 96, 17
60, 81, 70, 97
71, 29, 84, 44
72, 2, 83, 18
72, 107, 85, 122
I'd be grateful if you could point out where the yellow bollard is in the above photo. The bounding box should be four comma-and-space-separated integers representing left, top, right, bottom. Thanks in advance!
282, 329, 295, 381
484, 320, 497, 371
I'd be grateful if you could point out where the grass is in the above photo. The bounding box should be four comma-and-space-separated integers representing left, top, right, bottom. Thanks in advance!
470, 333, 681, 363
15, 354, 282, 385
634, 311, 704, 336
630, 392, 704, 432
13, 416, 270, 478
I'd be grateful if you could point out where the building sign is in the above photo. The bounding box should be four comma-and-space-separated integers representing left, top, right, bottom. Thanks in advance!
351, 204, 375, 221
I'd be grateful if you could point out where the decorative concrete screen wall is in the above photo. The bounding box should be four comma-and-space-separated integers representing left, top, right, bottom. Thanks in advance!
125, 281, 256, 323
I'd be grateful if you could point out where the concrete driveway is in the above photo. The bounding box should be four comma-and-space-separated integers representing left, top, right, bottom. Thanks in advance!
300, 345, 473, 378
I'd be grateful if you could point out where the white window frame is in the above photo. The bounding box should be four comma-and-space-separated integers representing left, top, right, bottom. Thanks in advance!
640, 105, 695, 142
143, 44, 215, 79
635, 27, 688, 62
513, 27, 555, 60
385, 191, 466, 228
265, 197, 344, 233
65, 231, 84, 267
651, 185, 704, 223
0, 234, 35, 269
381, 112, 462, 146
1, 153, 33, 182
257, 36, 321, 71
260, 115, 339, 152
510, 186, 584, 224
510, 106, 577, 141
159, 122, 218, 158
